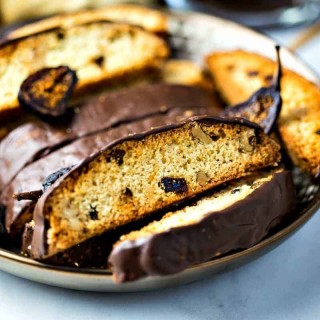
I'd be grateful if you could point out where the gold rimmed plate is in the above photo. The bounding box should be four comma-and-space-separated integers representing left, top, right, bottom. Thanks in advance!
0, 10, 319, 292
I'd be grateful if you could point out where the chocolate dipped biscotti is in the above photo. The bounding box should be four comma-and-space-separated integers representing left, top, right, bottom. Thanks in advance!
0, 84, 219, 191
30, 116, 281, 259
22, 220, 116, 268
109, 169, 295, 283
206, 50, 320, 177
3, 105, 214, 237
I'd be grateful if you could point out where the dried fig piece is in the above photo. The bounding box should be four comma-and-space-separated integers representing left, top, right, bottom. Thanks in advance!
11, 166, 73, 204
42, 166, 74, 191
12, 166, 74, 203
105, 149, 126, 166
222, 46, 282, 134
159, 177, 188, 193
18, 66, 78, 118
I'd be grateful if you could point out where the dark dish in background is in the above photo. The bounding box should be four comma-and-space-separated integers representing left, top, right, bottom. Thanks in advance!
165, 0, 320, 27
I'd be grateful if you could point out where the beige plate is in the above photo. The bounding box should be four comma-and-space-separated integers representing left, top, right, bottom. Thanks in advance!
0, 11, 319, 292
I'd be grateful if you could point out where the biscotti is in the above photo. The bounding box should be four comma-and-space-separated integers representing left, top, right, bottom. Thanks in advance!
206, 50, 320, 177
31, 116, 280, 259
0, 22, 168, 121
0, 58, 216, 140
109, 169, 295, 283
1, 4, 167, 40
4, 106, 213, 237
0, 84, 218, 191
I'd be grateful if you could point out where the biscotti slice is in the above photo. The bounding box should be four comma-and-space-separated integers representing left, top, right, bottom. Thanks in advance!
4, 106, 212, 237
0, 84, 218, 192
0, 59, 218, 140
31, 116, 280, 259
0, 22, 168, 120
206, 50, 320, 177
1, 4, 167, 40
109, 169, 295, 283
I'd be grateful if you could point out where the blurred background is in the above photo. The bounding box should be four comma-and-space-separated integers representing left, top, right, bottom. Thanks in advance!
1, 0, 319, 28
1, 0, 320, 66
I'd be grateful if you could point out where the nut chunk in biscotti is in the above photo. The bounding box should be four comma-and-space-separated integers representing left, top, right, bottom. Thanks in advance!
31, 116, 281, 259
108, 169, 295, 283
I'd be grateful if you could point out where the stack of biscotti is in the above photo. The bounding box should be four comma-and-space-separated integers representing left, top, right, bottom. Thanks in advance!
3, 88, 219, 237
206, 51, 320, 178
109, 168, 295, 282
20, 167, 295, 278
29, 116, 281, 259
0, 84, 219, 192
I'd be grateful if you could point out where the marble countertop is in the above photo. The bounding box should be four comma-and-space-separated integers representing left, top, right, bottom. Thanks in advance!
0, 25, 319, 320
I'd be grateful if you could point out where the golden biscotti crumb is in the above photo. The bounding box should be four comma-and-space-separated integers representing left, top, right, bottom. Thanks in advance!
109, 169, 295, 282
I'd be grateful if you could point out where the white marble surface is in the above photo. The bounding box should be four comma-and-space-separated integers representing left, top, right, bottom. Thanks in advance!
0, 24, 319, 320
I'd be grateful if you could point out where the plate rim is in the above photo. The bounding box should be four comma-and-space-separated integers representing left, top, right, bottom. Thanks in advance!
0, 9, 319, 290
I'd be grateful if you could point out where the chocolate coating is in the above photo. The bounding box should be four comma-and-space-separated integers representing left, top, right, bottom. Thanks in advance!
108, 170, 296, 283
3, 106, 212, 237
0, 84, 220, 191
222, 46, 282, 134
31, 115, 264, 260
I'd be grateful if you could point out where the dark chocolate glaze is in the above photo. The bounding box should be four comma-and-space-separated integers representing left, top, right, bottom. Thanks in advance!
108, 170, 296, 283
3, 106, 212, 237
0, 84, 219, 191
222, 46, 282, 134
31, 115, 264, 259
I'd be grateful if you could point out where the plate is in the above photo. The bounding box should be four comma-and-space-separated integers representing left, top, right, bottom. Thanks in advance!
0, 10, 319, 292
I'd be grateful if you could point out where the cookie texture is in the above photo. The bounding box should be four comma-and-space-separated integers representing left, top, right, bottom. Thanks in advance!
0, 22, 168, 120
0, 84, 217, 191
4, 105, 214, 237
109, 169, 295, 283
31, 116, 280, 259
206, 50, 320, 177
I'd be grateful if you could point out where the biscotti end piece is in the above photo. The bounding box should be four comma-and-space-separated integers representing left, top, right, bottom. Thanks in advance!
31, 116, 280, 259
109, 169, 295, 283
206, 50, 320, 177
0, 22, 169, 121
